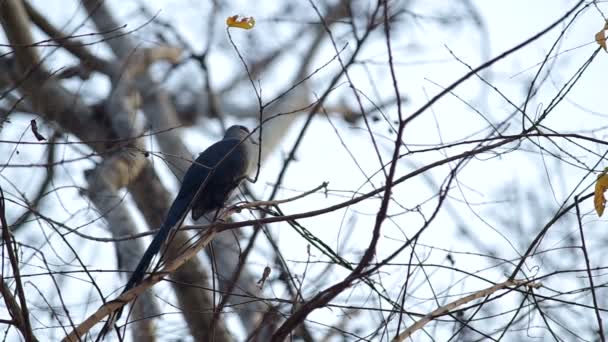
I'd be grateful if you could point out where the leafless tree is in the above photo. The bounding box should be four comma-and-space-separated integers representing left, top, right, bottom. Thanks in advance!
0, 0, 606, 341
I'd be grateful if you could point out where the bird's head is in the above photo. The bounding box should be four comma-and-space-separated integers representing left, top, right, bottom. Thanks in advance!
224, 125, 250, 141
224, 125, 258, 177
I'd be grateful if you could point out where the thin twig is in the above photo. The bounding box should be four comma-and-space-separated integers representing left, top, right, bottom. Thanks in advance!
0, 186, 35, 341
392, 280, 540, 341
574, 196, 605, 341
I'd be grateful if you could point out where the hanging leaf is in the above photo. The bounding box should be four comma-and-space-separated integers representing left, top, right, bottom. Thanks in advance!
594, 168, 608, 216
30, 119, 46, 141
226, 15, 255, 30
595, 20, 608, 52
256, 265, 271, 289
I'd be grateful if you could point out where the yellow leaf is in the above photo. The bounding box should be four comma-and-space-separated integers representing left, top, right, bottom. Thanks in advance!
226, 15, 255, 30
595, 20, 608, 52
594, 168, 608, 216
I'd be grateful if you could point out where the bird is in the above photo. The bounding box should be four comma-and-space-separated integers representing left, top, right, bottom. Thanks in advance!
102, 125, 255, 336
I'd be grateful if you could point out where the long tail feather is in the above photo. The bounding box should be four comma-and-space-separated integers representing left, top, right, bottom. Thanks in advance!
100, 195, 191, 338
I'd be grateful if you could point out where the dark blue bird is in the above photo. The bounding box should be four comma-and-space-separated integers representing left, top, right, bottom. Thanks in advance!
104, 125, 255, 334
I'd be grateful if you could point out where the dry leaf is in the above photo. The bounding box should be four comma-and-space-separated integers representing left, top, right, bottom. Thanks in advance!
30, 119, 46, 141
226, 15, 255, 30
594, 168, 608, 216
256, 266, 271, 288
595, 20, 608, 52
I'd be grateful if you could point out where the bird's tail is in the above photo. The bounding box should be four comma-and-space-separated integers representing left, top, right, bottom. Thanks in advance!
99, 220, 172, 338
123, 195, 189, 293
100, 196, 190, 338
123, 231, 165, 291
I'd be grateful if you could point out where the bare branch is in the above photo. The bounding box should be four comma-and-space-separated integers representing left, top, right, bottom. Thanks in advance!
393, 280, 541, 341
